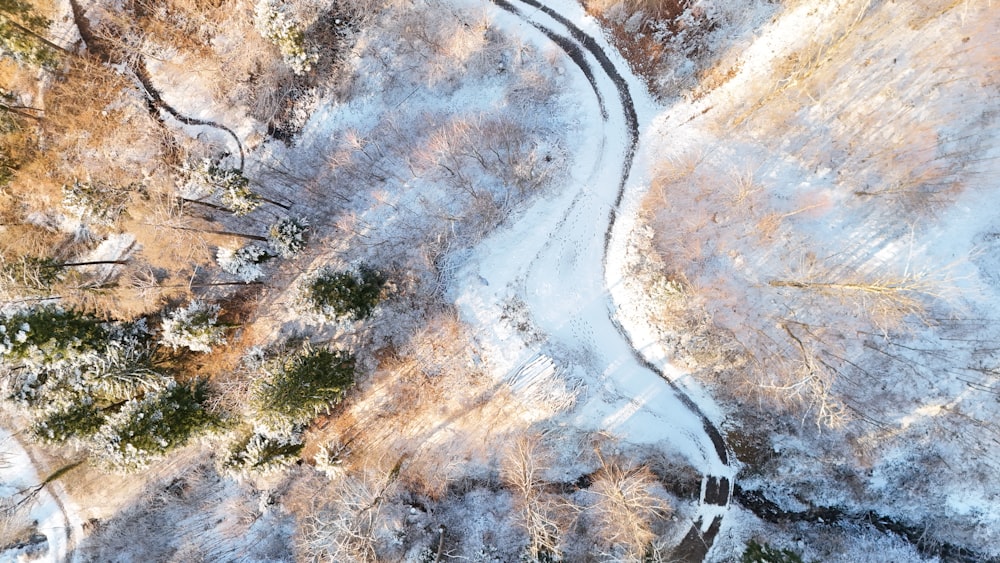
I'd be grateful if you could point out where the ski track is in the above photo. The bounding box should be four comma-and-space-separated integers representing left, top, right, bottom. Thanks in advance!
457, 0, 736, 557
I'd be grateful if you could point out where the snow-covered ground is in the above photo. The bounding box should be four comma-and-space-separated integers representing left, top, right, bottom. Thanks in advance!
451, 0, 735, 536
0, 429, 80, 563
8, 0, 997, 560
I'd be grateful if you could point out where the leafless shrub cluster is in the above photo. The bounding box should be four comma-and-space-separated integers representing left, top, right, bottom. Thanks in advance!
298, 461, 401, 562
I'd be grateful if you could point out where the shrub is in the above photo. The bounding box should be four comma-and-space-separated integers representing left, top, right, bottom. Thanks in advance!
183, 159, 261, 215
742, 540, 805, 563
221, 431, 304, 477
62, 180, 133, 226
253, 0, 319, 74
268, 216, 309, 258
160, 300, 226, 353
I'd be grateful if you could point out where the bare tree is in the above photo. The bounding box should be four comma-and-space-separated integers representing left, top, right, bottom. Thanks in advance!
501, 435, 570, 561
586, 452, 671, 562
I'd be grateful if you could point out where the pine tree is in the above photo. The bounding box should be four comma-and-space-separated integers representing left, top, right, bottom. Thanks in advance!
0, 0, 61, 67
2, 312, 167, 413
304, 265, 387, 321
267, 217, 309, 258
0, 305, 105, 364
93, 380, 221, 471
83, 324, 171, 403
217, 244, 272, 283
32, 400, 105, 443
251, 345, 355, 431
0, 306, 223, 470
159, 300, 226, 353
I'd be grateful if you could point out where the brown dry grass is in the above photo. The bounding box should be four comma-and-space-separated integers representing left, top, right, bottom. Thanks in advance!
581, 0, 686, 86
301, 312, 557, 502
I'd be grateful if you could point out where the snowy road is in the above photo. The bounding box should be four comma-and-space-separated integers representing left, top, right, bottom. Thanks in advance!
456, 0, 734, 558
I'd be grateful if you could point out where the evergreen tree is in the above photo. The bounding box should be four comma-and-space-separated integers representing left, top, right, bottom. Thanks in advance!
0, 305, 105, 364
217, 244, 272, 283
0, 306, 223, 470
251, 345, 355, 431
267, 217, 309, 258
83, 324, 170, 403
0, 0, 60, 67
304, 265, 387, 321
2, 312, 167, 412
159, 300, 226, 353
93, 380, 221, 471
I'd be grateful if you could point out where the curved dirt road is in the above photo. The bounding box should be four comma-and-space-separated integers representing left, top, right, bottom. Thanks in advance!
459, 0, 734, 559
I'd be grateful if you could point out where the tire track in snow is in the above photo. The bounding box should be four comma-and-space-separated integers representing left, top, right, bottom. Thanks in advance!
486, 1, 733, 558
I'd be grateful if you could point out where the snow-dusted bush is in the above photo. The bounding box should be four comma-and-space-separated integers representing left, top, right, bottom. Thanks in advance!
254, 0, 319, 74
62, 180, 132, 226
218, 244, 272, 282
160, 300, 226, 353
219, 182, 263, 216
313, 443, 347, 479
268, 217, 309, 258
221, 431, 304, 477
183, 159, 261, 215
